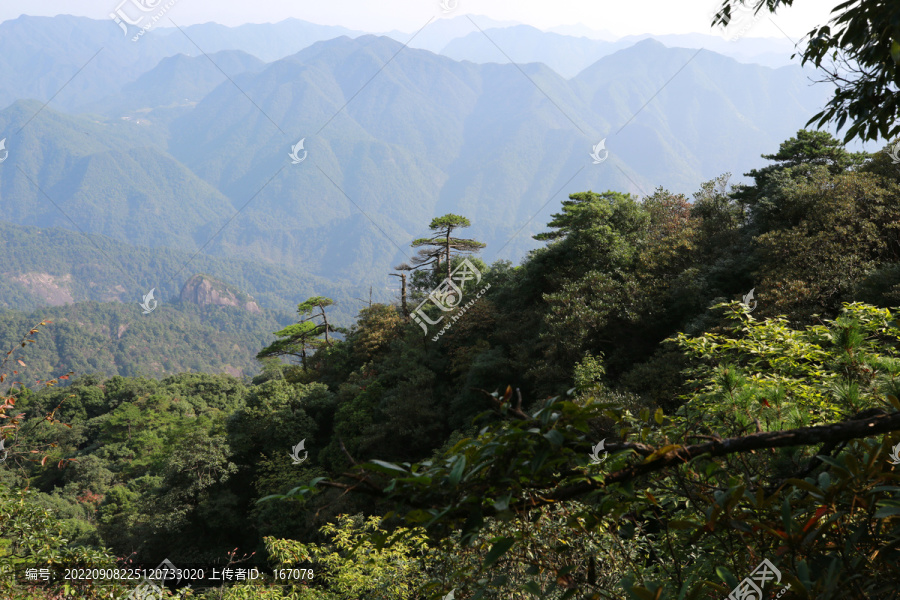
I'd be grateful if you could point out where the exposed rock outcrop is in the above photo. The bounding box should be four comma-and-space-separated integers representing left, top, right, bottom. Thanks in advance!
179, 274, 261, 313
9, 272, 75, 305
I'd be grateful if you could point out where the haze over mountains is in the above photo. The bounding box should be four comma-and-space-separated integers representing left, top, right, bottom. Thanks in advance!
0, 13, 832, 320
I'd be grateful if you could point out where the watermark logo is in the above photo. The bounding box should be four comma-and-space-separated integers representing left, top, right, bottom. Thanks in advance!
289, 138, 308, 164
713, 2, 763, 42
110, 0, 179, 42
589, 439, 608, 464
289, 439, 308, 465
725, 558, 786, 600
0, 138, 8, 163
888, 442, 900, 465
411, 258, 491, 341
742, 288, 757, 312
439, 0, 459, 14
127, 558, 180, 599
139, 288, 158, 314
888, 141, 900, 165
590, 139, 609, 164
110, 0, 161, 35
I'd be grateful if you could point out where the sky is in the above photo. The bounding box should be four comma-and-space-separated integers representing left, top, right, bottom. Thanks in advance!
0, 0, 836, 39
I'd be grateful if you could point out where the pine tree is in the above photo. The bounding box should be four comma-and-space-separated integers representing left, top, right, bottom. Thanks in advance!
408, 214, 485, 280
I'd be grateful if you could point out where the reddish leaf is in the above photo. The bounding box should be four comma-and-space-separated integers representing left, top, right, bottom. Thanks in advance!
803, 506, 829, 532
41, 456, 49, 466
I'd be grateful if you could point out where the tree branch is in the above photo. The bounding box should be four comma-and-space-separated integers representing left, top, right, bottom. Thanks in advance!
543, 411, 900, 506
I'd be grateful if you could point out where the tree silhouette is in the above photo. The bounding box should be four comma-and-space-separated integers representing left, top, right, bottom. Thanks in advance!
409, 214, 485, 280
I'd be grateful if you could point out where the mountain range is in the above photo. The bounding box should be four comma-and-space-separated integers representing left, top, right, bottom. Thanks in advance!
0, 14, 834, 319
440, 25, 799, 77
0, 14, 802, 113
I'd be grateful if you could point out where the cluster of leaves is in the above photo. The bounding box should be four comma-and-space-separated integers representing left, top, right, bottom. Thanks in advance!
673, 302, 900, 429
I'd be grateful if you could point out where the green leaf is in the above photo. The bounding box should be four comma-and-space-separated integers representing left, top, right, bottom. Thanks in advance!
782, 497, 793, 537
448, 456, 466, 487
522, 580, 542, 596
628, 587, 661, 600
483, 537, 515, 567
715, 566, 738, 589
367, 460, 409, 474
493, 493, 512, 512
873, 505, 900, 518
543, 429, 565, 446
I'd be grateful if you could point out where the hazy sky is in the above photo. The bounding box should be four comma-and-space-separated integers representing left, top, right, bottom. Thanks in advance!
0, 0, 836, 39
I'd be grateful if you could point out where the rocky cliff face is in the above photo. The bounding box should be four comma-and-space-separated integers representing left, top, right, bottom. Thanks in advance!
179, 274, 261, 313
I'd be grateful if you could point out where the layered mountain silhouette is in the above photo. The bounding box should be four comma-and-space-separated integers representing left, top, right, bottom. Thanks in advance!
0, 16, 833, 300
441, 25, 799, 77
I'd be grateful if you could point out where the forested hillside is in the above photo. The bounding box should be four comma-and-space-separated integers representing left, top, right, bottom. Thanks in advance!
0, 299, 293, 379
4, 130, 900, 599
0, 220, 362, 317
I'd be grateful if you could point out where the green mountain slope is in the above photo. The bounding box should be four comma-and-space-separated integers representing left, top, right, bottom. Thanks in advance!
167, 35, 833, 276
0, 221, 364, 320
0, 300, 290, 379
1, 32, 834, 287
0, 100, 233, 252
108, 50, 267, 112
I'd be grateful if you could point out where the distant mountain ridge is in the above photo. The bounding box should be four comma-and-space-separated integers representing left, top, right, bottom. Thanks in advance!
440, 25, 799, 78
0, 14, 801, 113
0, 33, 831, 287
160, 35, 829, 275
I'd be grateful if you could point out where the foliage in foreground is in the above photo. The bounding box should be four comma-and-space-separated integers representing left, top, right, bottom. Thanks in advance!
278, 303, 900, 599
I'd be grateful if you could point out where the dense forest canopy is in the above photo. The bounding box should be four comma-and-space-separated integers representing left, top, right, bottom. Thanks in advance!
3, 0, 900, 597
2, 126, 900, 598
